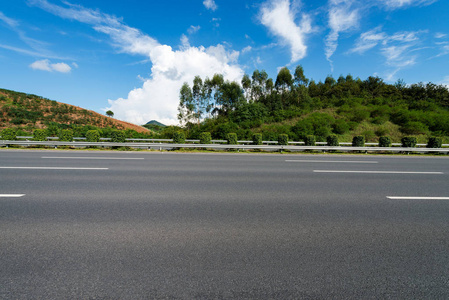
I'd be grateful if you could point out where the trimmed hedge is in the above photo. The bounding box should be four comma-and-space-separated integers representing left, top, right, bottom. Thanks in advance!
378, 136, 391, 147
401, 136, 417, 148
326, 135, 339, 146
304, 135, 316, 146
278, 134, 288, 146
58, 129, 73, 142
111, 130, 126, 143
86, 130, 100, 142
33, 129, 47, 141
352, 136, 365, 147
252, 133, 262, 145
427, 137, 442, 148
199, 132, 211, 144
173, 131, 186, 144
1, 128, 16, 140
226, 133, 238, 145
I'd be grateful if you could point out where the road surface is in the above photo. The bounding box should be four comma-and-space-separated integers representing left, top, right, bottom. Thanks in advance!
1, 150, 449, 298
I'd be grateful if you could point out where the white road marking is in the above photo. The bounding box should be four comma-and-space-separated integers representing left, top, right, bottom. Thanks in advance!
0, 167, 108, 170
0, 194, 25, 198
286, 160, 378, 164
314, 170, 443, 174
387, 196, 449, 200
42, 157, 144, 160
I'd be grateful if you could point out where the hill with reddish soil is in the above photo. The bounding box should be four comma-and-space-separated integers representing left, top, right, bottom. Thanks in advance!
0, 88, 150, 133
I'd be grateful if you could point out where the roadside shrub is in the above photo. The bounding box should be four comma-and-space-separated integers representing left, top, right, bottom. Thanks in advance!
252, 133, 262, 145
173, 131, 186, 144
304, 135, 316, 146
111, 130, 126, 143
199, 132, 211, 144
226, 133, 238, 145
427, 137, 442, 148
1, 128, 16, 140
278, 134, 288, 146
327, 135, 339, 146
86, 130, 100, 142
58, 129, 73, 142
401, 136, 417, 148
378, 136, 391, 147
33, 129, 47, 141
352, 136, 365, 147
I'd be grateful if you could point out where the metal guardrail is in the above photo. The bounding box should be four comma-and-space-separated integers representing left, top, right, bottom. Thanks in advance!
1, 140, 448, 153
10, 136, 448, 147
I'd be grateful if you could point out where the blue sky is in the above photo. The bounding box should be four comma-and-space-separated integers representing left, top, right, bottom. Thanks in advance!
1, 0, 449, 125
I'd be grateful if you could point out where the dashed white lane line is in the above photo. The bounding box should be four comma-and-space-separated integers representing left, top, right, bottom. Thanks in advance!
286, 160, 378, 164
313, 170, 443, 174
387, 196, 449, 200
0, 194, 25, 198
0, 167, 108, 170
42, 157, 144, 160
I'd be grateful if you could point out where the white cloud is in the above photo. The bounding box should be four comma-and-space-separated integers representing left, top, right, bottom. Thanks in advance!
187, 25, 201, 34
31, 0, 244, 125
381, 45, 416, 67
0, 11, 19, 27
29, 59, 72, 73
203, 0, 218, 11
350, 28, 425, 81
380, 0, 437, 9
350, 27, 386, 54
107, 44, 243, 125
325, 0, 360, 66
435, 33, 447, 39
30, 59, 52, 71
260, 0, 314, 63
51, 62, 72, 73
241, 46, 252, 54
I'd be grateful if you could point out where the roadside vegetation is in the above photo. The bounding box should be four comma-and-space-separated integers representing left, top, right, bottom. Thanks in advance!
173, 66, 449, 144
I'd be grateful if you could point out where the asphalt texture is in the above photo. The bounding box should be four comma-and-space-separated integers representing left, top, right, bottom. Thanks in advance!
1, 149, 449, 299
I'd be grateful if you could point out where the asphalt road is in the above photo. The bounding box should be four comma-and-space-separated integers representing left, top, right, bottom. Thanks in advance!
1, 149, 449, 299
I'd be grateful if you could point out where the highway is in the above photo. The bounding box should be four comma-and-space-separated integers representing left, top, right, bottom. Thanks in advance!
1, 149, 449, 299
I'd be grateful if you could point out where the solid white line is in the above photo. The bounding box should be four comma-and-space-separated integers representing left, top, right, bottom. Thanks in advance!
42, 157, 144, 160
387, 197, 449, 200
314, 170, 443, 174
286, 160, 378, 164
0, 194, 25, 198
0, 167, 108, 170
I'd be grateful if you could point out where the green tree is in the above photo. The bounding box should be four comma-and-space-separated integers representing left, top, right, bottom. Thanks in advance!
178, 82, 194, 126
106, 110, 114, 117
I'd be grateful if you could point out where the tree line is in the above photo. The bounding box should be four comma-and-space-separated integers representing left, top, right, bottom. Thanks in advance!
177, 66, 449, 142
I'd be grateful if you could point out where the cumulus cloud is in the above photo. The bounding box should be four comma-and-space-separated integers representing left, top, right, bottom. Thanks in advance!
260, 0, 314, 63
31, 0, 243, 125
203, 0, 218, 11
108, 44, 243, 125
325, 0, 360, 67
29, 59, 72, 73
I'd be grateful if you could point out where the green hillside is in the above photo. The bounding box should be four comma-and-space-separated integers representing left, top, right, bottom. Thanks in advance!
172, 67, 449, 143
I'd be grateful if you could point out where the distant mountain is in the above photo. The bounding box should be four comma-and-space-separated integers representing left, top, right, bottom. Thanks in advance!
145, 120, 166, 127
0, 88, 150, 133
